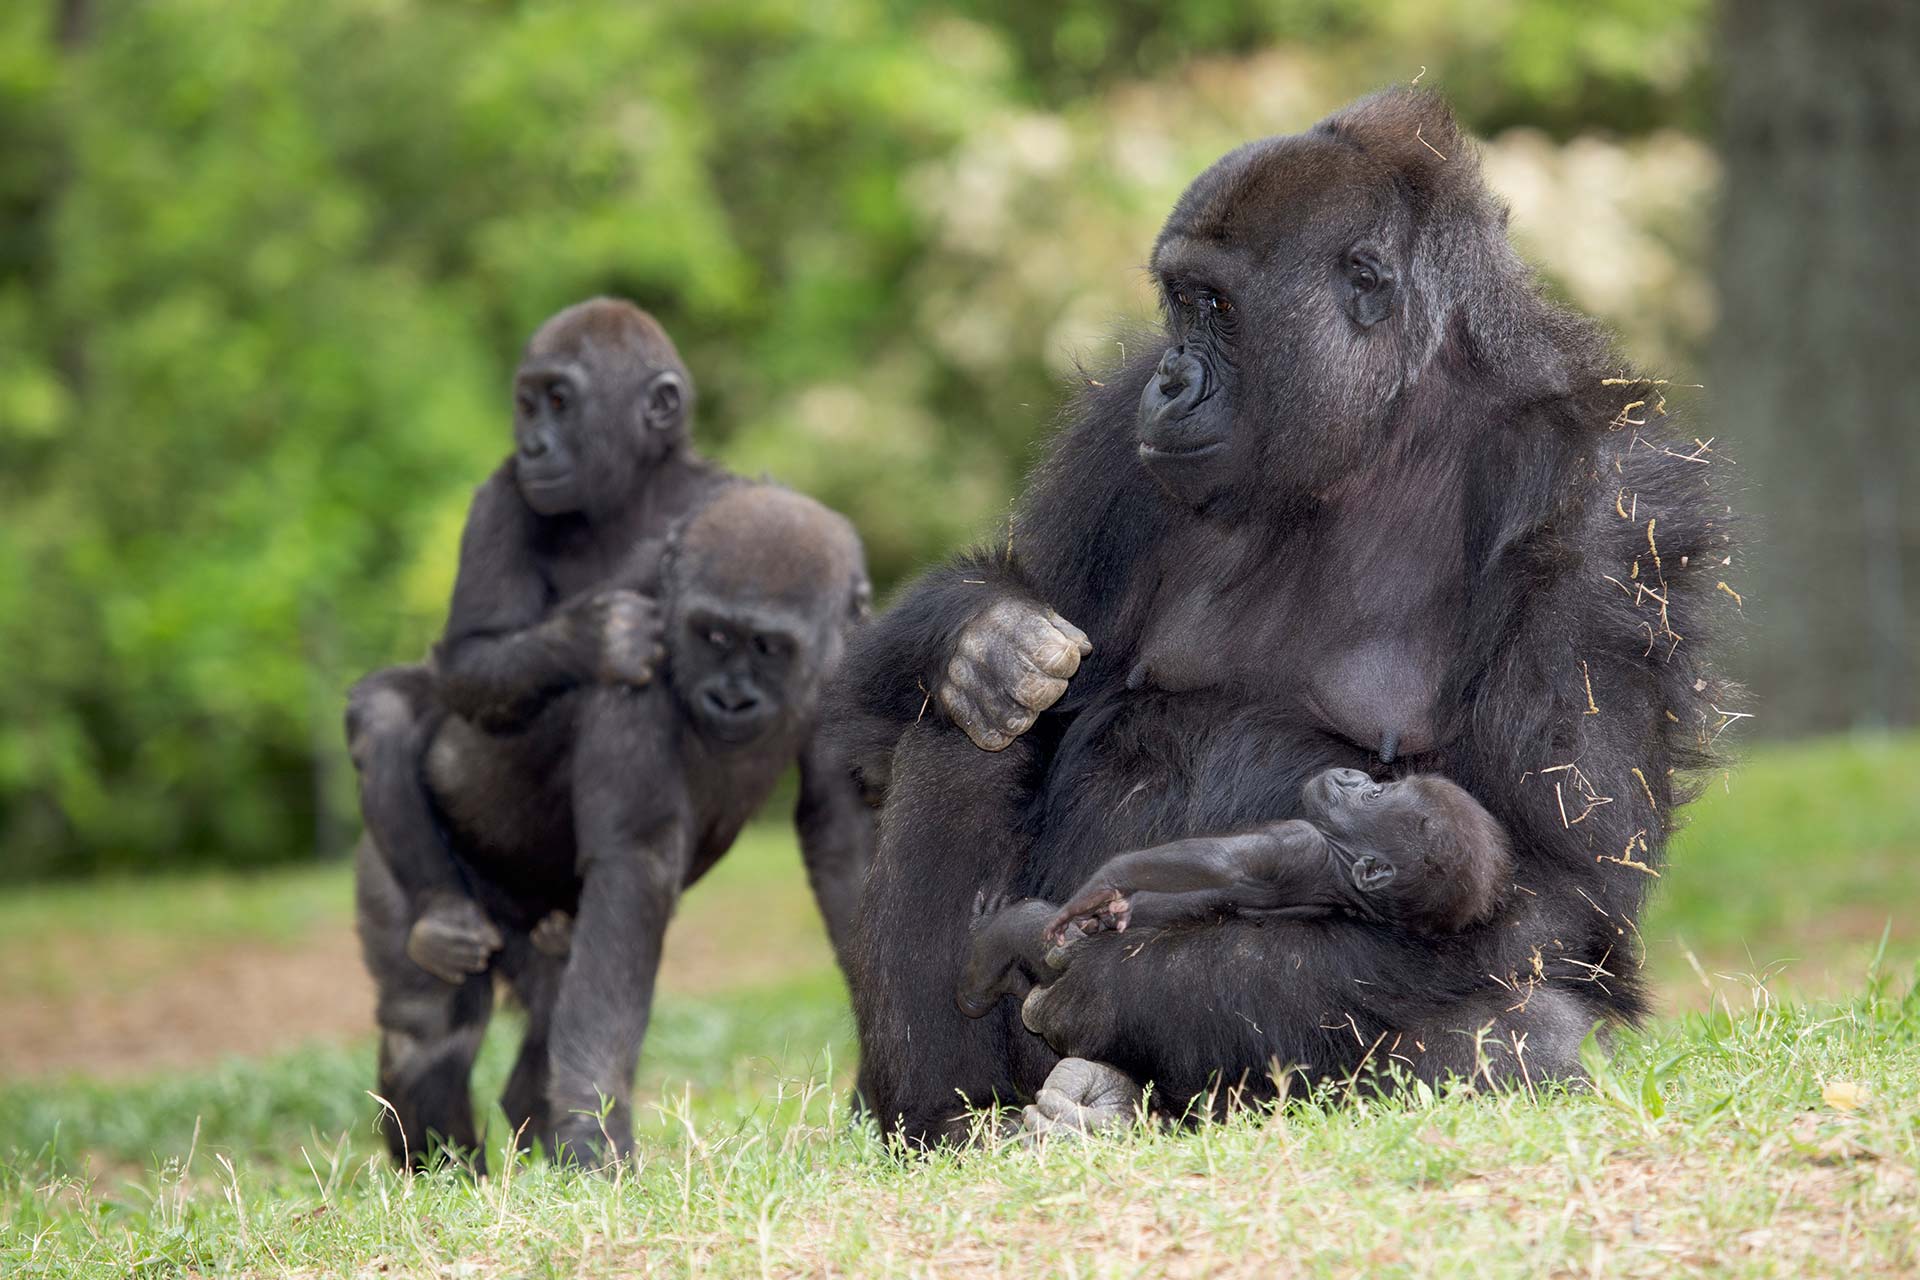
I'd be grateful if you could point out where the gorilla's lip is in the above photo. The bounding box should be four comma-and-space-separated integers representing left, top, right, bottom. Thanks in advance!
515, 466, 576, 493
1137, 439, 1225, 460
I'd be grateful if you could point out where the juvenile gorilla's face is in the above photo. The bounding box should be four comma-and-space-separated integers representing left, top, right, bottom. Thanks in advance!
1137, 139, 1422, 512
669, 589, 813, 747
663, 486, 870, 751
511, 299, 691, 518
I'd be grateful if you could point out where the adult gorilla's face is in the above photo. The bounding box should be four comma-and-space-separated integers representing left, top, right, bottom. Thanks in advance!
1135, 135, 1432, 511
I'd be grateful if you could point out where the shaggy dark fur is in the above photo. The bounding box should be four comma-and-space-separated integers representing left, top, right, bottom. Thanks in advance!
834, 89, 1742, 1145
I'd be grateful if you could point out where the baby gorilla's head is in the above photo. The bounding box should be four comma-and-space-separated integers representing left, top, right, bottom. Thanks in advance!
1300, 768, 1512, 932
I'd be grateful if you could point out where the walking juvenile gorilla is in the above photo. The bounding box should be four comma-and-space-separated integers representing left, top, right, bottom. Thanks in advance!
358, 483, 872, 1167
955, 770, 1512, 1020
837, 88, 1741, 1144
346, 298, 735, 989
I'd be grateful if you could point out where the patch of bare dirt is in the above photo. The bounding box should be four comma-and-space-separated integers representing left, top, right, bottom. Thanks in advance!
0, 890, 838, 1082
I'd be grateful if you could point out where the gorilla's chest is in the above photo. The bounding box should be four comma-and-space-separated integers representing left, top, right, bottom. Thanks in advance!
1128, 507, 1465, 764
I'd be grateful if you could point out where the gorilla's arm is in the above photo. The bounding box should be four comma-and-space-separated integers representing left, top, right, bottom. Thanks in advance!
435, 473, 658, 733
830, 363, 1164, 774
793, 730, 875, 971
1045, 820, 1346, 942
545, 688, 690, 1163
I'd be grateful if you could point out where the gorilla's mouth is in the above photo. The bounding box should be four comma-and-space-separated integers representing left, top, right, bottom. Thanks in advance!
1137, 439, 1224, 460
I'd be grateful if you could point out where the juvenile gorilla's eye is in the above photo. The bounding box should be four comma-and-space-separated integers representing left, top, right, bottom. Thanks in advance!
547, 383, 570, 413
1209, 295, 1232, 313
515, 393, 536, 417
1175, 290, 1194, 308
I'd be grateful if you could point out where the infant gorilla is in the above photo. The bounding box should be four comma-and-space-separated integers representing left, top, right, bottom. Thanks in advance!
957, 768, 1511, 1018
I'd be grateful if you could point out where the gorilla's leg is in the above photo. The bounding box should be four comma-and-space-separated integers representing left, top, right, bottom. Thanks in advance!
1019, 914, 1587, 1114
850, 723, 1045, 1146
544, 688, 688, 1166
354, 835, 493, 1170
496, 929, 567, 1156
346, 665, 472, 923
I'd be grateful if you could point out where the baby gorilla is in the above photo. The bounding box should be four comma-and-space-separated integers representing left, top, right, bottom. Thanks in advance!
956, 769, 1510, 1019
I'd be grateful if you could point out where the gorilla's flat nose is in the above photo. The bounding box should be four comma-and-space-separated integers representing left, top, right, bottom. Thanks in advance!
1155, 346, 1201, 398
1328, 767, 1371, 790
519, 434, 549, 459
704, 687, 760, 716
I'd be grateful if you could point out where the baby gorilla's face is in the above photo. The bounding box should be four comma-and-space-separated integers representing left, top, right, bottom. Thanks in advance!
1300, 767, 1428, 861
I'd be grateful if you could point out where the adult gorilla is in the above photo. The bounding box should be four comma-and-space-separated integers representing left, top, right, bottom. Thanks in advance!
837, 89, 1741, 1144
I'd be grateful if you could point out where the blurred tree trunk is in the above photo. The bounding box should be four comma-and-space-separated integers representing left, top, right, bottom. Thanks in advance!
1714, 0, 1920, 734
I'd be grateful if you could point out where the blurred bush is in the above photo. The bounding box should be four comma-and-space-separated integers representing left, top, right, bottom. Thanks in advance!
0, 0, 1709, 878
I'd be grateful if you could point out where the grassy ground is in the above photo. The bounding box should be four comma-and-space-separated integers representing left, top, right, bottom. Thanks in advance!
2, 734, 1916, 1276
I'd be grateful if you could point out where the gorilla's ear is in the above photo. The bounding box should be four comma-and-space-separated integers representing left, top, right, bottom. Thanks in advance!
641, 370, 687, 433
1328, 87, 1573, 405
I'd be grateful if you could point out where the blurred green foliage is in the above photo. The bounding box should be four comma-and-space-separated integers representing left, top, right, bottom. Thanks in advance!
0, 0, 1709, 878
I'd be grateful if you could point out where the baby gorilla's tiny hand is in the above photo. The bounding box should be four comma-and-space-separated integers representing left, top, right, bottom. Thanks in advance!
592, 589, 665, 687
1044, 885, 1130, 948
406, 894, 504, 985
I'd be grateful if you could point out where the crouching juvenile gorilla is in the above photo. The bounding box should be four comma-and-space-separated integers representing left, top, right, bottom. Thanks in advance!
358, 484, 872, 1167
837, 88, 1741, 1145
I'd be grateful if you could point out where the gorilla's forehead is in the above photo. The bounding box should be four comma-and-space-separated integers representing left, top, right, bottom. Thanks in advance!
1156, 134, 1387, 265
525, 298, 682, 375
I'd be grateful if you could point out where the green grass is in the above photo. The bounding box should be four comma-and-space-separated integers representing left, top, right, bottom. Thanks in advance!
2, 734, 1916, 1276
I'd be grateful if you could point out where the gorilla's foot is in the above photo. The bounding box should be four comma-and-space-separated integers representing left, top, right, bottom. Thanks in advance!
1020, 1058, 1143, 1140
548, 1113, 632, 1171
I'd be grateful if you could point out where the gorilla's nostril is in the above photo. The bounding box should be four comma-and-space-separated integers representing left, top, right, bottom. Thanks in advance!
704, 687, 759, 716
519, 436, 548, 459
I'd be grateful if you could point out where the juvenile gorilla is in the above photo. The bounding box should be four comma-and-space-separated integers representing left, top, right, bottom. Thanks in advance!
358, 484, 872, 1168
837, 89, 1740, 1144
347, 298, 733, 987
955, 770, 1511, 1019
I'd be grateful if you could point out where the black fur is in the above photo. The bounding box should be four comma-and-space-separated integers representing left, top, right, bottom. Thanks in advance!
835, 89, 1742, 1145
346, 302, 874, 1169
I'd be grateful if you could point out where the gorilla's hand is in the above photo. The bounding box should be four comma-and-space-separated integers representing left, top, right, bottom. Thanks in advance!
588, 589, 665, 687
1020, 945, 1119, 1061
530, 909, 574, 958
406, 893, 504, 984
940, 599, 1091, 750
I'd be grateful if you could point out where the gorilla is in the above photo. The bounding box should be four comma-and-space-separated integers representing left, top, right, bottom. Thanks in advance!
835, 89, 1741, 1145
358, 483, 872, 1168
346, 298, 734, 990
346, 302, 874, 1168
957, 770, 1513, 1020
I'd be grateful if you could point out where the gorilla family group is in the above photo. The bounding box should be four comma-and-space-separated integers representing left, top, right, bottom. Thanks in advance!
344, 88, 1739, 1168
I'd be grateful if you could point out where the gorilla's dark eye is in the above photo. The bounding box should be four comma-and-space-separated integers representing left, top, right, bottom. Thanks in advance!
706, 628, 729, 650
547, 383, 570, 413
1174, 290, 1194, 308
1208, 294, 1232, 314
515, 393, 536, 417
